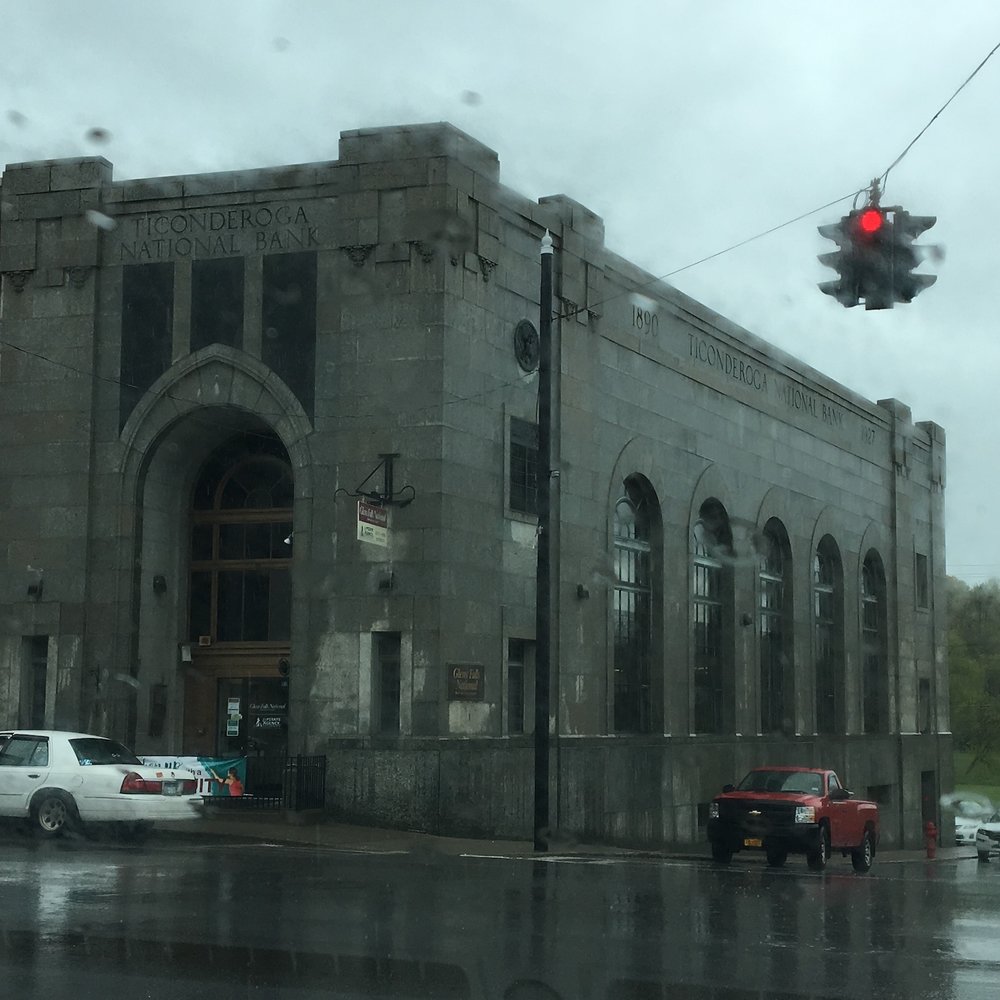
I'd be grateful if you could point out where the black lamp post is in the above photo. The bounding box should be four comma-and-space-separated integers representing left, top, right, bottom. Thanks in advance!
534, 230, 553, 851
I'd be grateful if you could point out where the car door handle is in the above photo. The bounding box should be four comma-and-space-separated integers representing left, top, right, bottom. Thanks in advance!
26, 773, 41, 779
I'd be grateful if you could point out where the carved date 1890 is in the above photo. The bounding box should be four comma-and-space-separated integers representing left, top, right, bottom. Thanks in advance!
631, 305, 659, 336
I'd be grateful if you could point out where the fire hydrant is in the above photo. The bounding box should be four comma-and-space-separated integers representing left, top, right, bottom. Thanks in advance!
925, 820, 938, 860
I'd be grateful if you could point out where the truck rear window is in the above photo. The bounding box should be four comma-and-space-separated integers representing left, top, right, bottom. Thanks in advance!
737, 770, 823, 795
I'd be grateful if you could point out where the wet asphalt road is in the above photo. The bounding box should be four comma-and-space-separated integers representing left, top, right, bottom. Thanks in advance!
1, 827, 998, 1000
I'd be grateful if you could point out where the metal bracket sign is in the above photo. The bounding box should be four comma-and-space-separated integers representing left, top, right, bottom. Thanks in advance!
357, 500, 388, 546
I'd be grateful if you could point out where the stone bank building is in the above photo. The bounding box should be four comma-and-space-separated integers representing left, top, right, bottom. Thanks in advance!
0, 123, 950, 848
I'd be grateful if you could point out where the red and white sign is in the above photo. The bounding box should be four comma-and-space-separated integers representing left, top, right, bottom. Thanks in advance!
357, 500, 389, 546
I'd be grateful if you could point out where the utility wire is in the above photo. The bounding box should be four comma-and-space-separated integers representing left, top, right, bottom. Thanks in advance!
0, 335, 536, 426
569, 36, 1000, 319
881, 38, 1000, 186
655, 189, 863, 281
5, 41, 999, 412
554, 185, 865, 320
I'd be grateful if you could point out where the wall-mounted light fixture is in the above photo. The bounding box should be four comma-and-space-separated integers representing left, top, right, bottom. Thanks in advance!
740, 613, 754, 627
152, 574, 167, 595
576, 584, 590, 600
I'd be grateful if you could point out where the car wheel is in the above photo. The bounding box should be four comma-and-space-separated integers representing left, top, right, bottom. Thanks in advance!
711, 842, 732, 863
807, 825, 830, 871
852, 830, 875, 873
978, 852, 991, 863
31, 792, 75, 838
765, 845, 787, 868
116, 821, 154, 845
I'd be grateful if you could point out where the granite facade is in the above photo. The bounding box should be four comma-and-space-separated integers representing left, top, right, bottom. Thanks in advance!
0, 123, 950, 848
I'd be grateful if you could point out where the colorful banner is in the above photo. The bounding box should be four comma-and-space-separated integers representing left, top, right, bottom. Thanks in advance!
139, 755, 247, 797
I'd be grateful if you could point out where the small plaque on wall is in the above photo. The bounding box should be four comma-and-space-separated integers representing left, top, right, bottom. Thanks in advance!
447, 663, 484, 701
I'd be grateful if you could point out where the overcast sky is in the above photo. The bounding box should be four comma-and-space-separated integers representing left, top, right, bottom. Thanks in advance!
2, 1, 997, 585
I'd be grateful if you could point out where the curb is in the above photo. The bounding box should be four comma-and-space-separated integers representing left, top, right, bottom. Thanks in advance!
151, 818, 981, 865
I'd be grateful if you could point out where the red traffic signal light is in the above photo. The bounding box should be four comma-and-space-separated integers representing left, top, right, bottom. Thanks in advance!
818, 204, 936, 309
857, 208, 885, 236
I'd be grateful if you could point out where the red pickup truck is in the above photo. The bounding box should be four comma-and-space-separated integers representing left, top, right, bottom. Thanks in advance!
707, 766, 880, 872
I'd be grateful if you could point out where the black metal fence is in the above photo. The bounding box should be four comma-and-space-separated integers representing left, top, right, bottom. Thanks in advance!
211, 755, 326, 811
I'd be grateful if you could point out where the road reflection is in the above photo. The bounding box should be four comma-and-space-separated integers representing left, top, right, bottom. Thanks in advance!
1, 836, 996, 999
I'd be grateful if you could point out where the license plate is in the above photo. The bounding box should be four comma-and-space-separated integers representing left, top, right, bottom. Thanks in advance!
743, 838, 762, 848
162, 781, 180, 796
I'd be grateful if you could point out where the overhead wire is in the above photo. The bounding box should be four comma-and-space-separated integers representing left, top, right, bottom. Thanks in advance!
0, 334, 538, 428
3, 37, 998, 422
561, 35, 1000, 319
555, 185, 866, 320
880, 38, 1000, 190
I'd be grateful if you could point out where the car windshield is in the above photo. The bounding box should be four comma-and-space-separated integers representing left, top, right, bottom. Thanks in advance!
737, 770, 824, 795
69, 738, 142, 766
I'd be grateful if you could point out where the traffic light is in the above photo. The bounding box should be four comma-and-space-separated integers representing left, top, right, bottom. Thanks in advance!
892, 210, 937, 303
817, 215, 862, 307
817, 204, 937, 309
818, 207, 893, 310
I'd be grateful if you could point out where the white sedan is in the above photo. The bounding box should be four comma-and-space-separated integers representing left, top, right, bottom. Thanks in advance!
0, 730, 204, 840
976, 812, 1000, 863
956, 813, 982, 846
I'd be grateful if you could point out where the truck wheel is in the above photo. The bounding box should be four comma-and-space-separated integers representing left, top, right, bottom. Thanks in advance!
807, 825, 830, 871
765, 845, 787, 868
711, 843, 732, 863
978, 852, 991, 863
851, 830, 874, 873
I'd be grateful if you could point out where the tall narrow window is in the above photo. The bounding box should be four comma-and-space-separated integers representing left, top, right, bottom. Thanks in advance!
509, 418, 538, 515
915, 552, 929, 609
814, 536, 843, 734
759, 520, 792, 735
507, 638, 533, 735
120, 262, 173, 428
693, 499, 733, 734
374, 632, 401, 736
189, 432, 293, 645
21, 635, 49, 729
262, 252, 317, 417
613, 476, 661, 733
191, 257, 244, 352
862, 551, 889, 734
918, 677, 932, 734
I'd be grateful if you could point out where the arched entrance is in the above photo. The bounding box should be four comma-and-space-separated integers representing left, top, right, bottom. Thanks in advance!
183, 430, 293, 758
119, 347, 313, 760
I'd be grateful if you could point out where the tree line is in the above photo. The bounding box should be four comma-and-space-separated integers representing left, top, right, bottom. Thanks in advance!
948, 577, 1000, 775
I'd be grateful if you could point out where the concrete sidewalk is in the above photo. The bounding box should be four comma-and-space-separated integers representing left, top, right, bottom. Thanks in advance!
159, 808, 980, 865
162, 808, 533, 857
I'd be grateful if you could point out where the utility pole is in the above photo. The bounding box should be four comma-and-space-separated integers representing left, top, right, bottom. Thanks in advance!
534, 230, 553, 852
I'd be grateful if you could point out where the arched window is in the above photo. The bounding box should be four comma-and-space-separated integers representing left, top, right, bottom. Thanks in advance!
759, 519, 792, 735
814, 536, 843, 734
861, 551, 889, 733
613, 476, 661, 733
693, 499, 733, 734
189, 433, 293, 644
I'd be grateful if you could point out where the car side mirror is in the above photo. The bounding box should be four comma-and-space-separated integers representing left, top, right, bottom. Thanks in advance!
722, 783, 735, 793
829, 787, 850, 801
